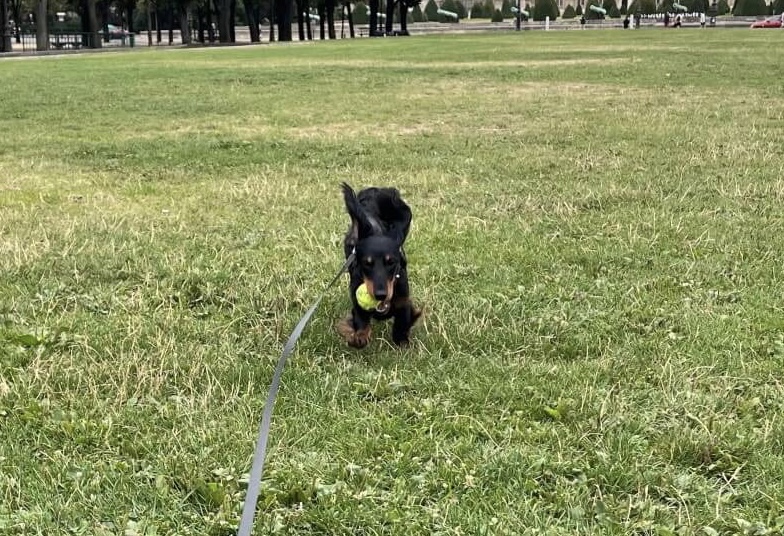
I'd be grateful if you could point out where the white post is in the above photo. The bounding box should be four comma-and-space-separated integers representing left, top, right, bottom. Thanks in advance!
545, 15, 550, 30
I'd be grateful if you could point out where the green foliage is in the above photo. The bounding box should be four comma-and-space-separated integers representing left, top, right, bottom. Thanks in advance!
585, 0, 604, 18
732, 0, 767, 15
575, 3, 583, 14
439, 0, 463, 20
620, 0, 628, 13
772, 0, 784, 13
353, 1, 369, 23
628, 0, 656, 13
562, 3, 577, 16
470, 0, 486, 16
453, 0, 469, 18
716, 0, 730, 14
603, 0, 620, 16
533, 0, 559, 19
689, 0, 705, 12
424, 0, 439, 19
491, 6, 505, 18
502, 0, 514, 16
411, 3, 425, 20
483, 0, 496, 16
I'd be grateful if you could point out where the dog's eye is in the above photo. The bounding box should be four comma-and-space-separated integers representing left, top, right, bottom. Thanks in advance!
363, 258, 374, 267
384, 257, 396, 266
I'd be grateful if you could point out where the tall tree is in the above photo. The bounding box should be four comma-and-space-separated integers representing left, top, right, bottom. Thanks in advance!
369, 0, 381, 33
218, 0, 231, 40
0, 0, 11, 52
125, 0, 138, 32
296, 0, 308, 39
275, 0, 292, 39
344, 1, 354, 36
36, 0, 48, 50
178, 0, 191, 43
81, 0, 101, 47
317, 0, 325, 37
325, 0, 334, 36
9, 0, 23, 43
243, 0, 262, 41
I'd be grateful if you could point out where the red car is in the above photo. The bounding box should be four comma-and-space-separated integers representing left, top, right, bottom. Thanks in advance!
750, 16, 782, 28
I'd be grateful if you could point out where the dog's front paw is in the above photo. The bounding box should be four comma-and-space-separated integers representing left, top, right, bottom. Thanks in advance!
349, 327, 372, 349
337, 315, 372, 349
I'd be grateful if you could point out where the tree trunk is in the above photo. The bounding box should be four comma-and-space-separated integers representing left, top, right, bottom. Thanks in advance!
346, 2, 354, 37
10, 0, 23, 43
179, 2, 191, 43
217, 0, 229, 40
268, 0, 274, 41
127, 3, 136, 33
305, 5, 312, 39
147, 0, 152, 44
398, 0, 407, 34
1, 0, 12, 52
229, 0, 235, 40
167, 2, 173, 43
276, 0, 291, 40
243, 0, 260, 41
384, 0, 393, 33
255, 4, 262, 39
206, 0, 215, 41
196, 6, 203, 41
317, 0, 325, 37
368, 0, 379, 35
87, 0, 101, 47
35, 0, 48, 50
156, 8, 161, 42
296, 0, 304, 39
101, 1, 110, 42
325, 0, 334, 37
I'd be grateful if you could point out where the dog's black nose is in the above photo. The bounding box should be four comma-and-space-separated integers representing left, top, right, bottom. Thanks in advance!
373, 288, 388, 301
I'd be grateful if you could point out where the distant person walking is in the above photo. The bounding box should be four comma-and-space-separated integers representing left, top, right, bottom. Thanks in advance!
700, 12, 706, 27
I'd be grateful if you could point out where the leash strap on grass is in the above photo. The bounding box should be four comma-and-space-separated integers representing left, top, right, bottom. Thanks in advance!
237, 254, 354, 536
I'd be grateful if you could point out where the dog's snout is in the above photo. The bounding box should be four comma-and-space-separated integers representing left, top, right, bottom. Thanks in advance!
373, 288, 388, 301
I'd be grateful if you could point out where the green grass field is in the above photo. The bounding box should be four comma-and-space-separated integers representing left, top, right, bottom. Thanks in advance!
2, 29, 784, 535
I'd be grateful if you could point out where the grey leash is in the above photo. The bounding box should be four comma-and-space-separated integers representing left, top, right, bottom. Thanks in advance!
237, 254, 354, 536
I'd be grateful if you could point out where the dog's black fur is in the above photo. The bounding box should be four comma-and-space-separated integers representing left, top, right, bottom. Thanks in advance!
337, 182, 421, 348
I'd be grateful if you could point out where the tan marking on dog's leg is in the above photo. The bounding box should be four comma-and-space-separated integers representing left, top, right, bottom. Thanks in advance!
336, 314, 372, 349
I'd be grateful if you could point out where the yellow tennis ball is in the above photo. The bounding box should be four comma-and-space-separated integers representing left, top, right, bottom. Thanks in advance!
355, 284, 380, 311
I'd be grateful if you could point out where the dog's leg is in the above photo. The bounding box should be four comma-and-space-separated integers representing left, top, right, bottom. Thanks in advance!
337, 307, 373, 349
391, 298, 421, 347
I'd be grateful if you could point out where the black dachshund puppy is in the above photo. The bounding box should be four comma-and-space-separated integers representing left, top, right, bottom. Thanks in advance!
337, 182, 421, 348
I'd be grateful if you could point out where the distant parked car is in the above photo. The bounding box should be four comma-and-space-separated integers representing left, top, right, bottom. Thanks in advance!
101, 24, 131, 39
750, 16, 782, 28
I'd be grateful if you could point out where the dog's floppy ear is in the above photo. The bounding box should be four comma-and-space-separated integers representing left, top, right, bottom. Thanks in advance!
341, 182, 376, 241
